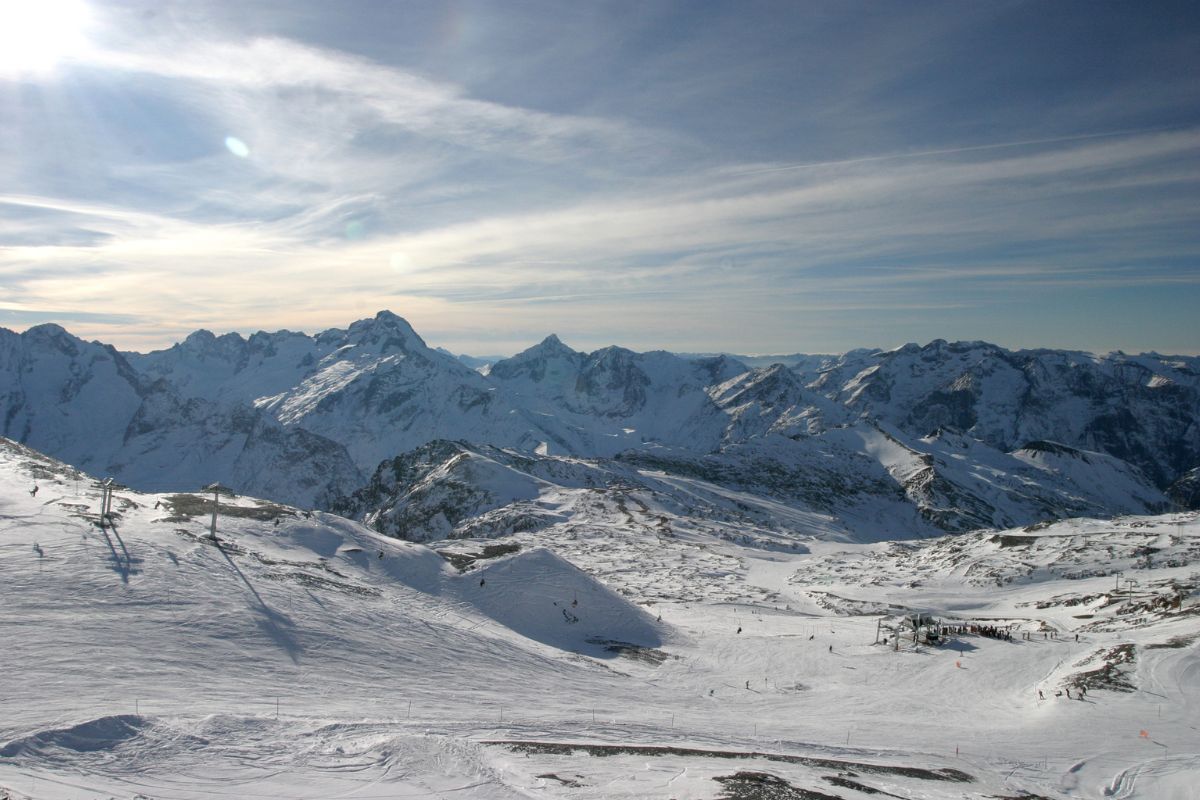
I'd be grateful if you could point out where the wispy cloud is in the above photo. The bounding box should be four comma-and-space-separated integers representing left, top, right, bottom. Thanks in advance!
88, 36, 670, 165
2, 3, 1198, 355
5, 121, 1197, 351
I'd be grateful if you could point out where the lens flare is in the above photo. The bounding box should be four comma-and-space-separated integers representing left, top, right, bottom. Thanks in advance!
224, 136, 250, 158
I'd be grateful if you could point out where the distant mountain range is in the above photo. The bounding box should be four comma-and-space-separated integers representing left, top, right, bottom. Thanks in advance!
3, 311, 1196, 539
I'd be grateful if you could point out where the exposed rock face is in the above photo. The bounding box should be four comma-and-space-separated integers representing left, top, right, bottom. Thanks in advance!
1167, 467, 1200, 510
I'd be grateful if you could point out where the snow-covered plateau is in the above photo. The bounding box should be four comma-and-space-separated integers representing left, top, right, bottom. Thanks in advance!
2, 435, 1198, 799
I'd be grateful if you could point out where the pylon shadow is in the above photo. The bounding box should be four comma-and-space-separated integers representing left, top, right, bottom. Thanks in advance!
214, 541, 302, 664
99, 520, 141, 583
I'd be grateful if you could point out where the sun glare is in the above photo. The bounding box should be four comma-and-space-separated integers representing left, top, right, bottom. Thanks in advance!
0, 0, 92, 74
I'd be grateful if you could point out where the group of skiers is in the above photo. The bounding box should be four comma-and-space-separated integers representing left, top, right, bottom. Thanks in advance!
951, 623, 1012, 641
1038, 685, 1087, 701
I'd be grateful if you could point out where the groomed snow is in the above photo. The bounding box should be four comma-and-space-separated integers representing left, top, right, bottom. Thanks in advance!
1, 439, 1197, 799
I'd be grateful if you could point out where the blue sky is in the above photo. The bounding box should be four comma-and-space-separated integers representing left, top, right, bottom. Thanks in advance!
1, 0, 1198, 355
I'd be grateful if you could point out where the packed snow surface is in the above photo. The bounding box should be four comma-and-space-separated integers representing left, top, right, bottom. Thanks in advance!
2, 439, 1198, 798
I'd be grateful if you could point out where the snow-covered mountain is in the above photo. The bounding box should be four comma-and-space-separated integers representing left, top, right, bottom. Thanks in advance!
3, 312, 1196, 537
1, 324, 362, 507
332, 425, 1169, 548
799, 339, 1200, 491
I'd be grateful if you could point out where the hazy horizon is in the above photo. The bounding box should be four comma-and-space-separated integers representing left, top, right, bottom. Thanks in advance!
8, 309, 1199, 360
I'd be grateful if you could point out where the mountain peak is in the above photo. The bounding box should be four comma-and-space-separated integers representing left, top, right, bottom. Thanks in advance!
488, 333, 585, 382
537, 333, 572, 352
24, 322, 69, 337
343, 310, 427, 351
21, 323, 83, 356
373, 309, 406, 326
506, 333, 582, 362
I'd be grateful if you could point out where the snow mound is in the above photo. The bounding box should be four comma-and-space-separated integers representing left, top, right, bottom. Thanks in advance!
456, 547, 666, 657
0, 715, 153, 757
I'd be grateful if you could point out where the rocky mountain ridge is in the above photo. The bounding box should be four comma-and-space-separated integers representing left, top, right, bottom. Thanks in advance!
2, 312, 1196, 541
0, 324, 362, 508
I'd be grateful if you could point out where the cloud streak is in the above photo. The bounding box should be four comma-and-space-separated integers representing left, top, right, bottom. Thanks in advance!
2, 3, 1198, 355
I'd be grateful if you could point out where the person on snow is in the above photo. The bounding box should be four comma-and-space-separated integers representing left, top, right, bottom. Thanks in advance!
479, 578, 486, 587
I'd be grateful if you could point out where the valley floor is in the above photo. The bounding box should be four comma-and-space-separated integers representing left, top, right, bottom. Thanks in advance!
1, 443, 1197, 799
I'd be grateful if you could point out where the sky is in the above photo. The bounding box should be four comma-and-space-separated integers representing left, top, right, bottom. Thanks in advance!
1, 0, 1198, 356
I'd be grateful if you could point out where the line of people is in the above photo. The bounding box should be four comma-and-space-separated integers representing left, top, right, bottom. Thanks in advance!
942, 623, 1013, 641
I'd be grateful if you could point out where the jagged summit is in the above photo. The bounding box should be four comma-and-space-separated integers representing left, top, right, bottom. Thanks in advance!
175, 329, 252, 365
335, 310, 428, 352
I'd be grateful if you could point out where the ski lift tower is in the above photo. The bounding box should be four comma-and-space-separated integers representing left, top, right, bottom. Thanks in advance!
202, 483, 234, 541
100, 477, 114, 524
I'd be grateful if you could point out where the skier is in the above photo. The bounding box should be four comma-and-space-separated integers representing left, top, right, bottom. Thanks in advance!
1038, 689, 1044, 700
828, 645, 833, 653
479, 578, 486, 587
1065, 687, 1071, 698
745, 680, 750, 690
30, 485, 38, 497
378, 550, 384, 559
736, 626, 742, 634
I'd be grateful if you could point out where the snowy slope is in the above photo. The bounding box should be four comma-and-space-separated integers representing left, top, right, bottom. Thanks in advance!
332, 427, 1168, 552
3, 439, 1198, 799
